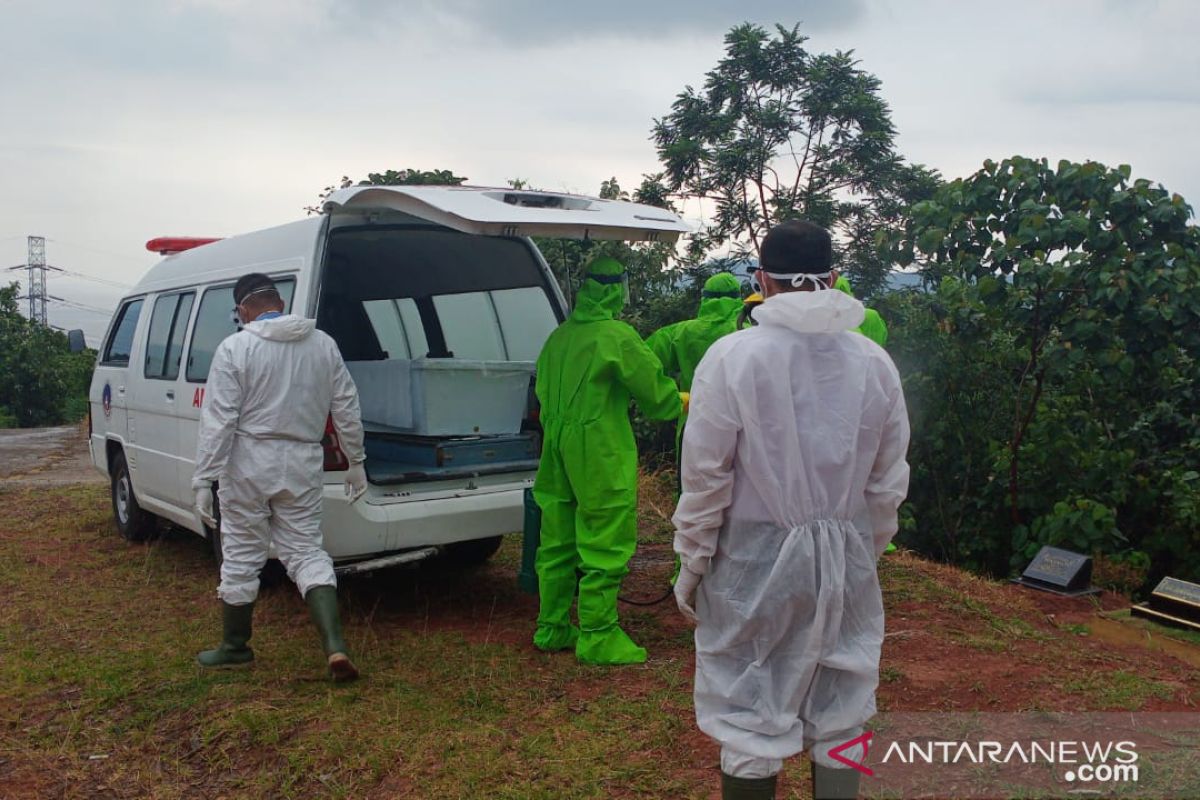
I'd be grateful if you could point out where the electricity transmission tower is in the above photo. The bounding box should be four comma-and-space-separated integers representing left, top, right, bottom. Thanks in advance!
7, 235, 62, 325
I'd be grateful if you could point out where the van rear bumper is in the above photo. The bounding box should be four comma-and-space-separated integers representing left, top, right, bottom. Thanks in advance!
319, 481, 527, 561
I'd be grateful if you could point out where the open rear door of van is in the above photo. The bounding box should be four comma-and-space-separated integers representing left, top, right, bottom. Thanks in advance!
322, 186, 689, 243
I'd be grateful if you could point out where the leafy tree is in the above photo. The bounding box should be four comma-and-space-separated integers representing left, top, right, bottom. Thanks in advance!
306, 168, 468, 214
651, 22, 939, 295
885, 157, 1200, 583
0, 282, 95, 427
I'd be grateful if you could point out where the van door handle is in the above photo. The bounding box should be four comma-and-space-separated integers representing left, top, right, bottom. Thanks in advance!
166, 390, 175, 401
117, 386, 125, 395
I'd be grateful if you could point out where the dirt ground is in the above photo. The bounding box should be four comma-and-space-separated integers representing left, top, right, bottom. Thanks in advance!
0, 424, 104, 486
0, 433, 1198, 798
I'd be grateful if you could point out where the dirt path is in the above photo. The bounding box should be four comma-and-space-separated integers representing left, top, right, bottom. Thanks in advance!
0, 424, 104, 486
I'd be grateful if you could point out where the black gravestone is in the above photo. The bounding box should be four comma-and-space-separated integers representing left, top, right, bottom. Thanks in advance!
1012, 546, 1100, 597
1131, 577, 1200, 632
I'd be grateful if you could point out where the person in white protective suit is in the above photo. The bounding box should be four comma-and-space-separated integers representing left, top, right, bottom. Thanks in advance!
672, 220, 910, 800
193, 272, 367, 682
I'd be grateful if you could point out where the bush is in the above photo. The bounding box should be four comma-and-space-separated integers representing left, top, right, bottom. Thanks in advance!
882, 157, 1200, 588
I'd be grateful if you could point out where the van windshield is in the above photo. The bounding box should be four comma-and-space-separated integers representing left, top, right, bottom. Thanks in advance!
318, 228, 561, 362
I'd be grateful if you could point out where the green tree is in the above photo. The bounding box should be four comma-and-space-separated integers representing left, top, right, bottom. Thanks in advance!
651, 22, 939, 295
0, 282, 94, 427
886, 157, 1200, 582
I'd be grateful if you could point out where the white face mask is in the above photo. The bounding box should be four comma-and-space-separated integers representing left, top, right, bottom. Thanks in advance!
761, 270, 833, 294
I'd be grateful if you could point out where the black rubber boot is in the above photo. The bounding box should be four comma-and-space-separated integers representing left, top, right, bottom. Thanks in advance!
812, 762, 861, 799
196, 601, 255, 668
305, 585, 359, 682
720, 771, 777, 799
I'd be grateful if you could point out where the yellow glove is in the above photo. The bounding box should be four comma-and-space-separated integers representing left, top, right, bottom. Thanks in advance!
679, 391, 690, 414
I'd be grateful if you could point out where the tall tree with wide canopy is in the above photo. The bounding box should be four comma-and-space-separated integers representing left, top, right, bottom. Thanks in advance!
652, 22, 938, 295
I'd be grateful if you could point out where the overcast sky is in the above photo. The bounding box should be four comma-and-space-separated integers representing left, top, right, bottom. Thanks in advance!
3, 0, 1197, 344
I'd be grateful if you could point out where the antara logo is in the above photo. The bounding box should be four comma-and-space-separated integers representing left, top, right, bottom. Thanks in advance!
830, 731, 874, 776
192, 387, 205, 408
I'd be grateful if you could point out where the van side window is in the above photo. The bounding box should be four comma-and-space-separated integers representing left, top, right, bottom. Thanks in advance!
488, 287, 560, 361
186, 278, 295, 382
362, 298, 429, 359
431, 287, 557, 361
101, 299, 144, 366
433, 293, 506, 360
144, 292, 196, 380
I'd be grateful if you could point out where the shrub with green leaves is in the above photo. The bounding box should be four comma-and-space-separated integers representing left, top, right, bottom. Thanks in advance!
883, 156, 1200, 586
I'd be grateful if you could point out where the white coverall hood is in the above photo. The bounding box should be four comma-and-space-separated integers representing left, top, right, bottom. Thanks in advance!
752, 287, 865, 334
673, 290, 909, 778
242, 314, 316, 342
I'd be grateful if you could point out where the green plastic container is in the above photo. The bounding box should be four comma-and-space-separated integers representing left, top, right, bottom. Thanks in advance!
518, 488, 540, 595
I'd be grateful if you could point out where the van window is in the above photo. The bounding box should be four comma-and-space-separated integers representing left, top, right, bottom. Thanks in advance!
186, 278, 296, 382
144, 292, 195, 380
362, 298, 429, 359
489, 287, 560, 361
434, 293, 506, 361
101, 299, 144, 366
319, 228, 561, 363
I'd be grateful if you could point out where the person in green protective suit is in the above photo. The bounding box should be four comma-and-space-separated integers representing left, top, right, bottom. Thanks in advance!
835, 274, 898, 557
645, 272, 744, 396
533, 256, 683, 665
835, 275, 888, 347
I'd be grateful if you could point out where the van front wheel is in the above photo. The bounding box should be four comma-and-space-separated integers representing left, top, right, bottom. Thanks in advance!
110, 451, 156, 542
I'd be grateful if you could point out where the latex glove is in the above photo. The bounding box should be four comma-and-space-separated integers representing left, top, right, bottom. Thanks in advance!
679, 391, 690, 415
344, 462, 368, 502
195, 488, 217, 528
674, 563, 702, 625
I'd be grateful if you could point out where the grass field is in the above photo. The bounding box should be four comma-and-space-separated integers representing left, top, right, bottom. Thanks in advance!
1, 480, 1196, 799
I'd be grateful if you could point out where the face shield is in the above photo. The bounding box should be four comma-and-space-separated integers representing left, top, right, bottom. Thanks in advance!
586, 270, 630, 303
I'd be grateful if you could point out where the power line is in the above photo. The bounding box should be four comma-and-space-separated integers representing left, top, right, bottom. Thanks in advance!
49, 297, 114, 316
51, 267, 132, 289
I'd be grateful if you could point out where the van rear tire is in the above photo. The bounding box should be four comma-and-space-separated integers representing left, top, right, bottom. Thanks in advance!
444, 535, 503, 566
110, 451, 156, 542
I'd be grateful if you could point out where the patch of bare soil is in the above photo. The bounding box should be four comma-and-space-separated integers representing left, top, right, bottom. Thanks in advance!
0, 423, 103, 486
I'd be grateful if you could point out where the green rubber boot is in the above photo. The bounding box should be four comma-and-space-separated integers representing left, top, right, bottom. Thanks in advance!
305, 585, 359, 682
812, 763, 860, 799
197, 601, 255, 668
720, 771, 777, 799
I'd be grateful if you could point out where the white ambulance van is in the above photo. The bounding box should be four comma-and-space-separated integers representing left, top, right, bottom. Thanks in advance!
89, 186, 687, 574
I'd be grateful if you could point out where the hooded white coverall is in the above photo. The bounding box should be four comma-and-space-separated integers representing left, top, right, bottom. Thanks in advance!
673, 288, 910, 779
193, 314, 365, 606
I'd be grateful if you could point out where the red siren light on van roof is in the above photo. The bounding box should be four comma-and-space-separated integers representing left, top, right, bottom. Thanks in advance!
146, 237, 223, 255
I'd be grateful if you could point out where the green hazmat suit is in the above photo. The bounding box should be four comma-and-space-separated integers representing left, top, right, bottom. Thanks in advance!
645, 272, 743, 394
835, 275, 888, 347
835, 276, 897, 555
532, 256, 683, 665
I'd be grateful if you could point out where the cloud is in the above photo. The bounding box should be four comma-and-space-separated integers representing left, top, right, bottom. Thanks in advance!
331, 0, 867, 43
